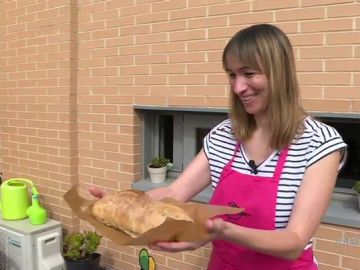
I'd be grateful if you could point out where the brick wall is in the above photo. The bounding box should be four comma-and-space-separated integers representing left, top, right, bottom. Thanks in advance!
1, 0, 360, 269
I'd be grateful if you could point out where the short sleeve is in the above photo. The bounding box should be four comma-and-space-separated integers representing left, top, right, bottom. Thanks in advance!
305, 119, 347, 170
203, 120, 231, 160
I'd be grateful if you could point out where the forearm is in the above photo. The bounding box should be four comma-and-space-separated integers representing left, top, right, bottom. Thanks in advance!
221, 223, 305, 259
146, 177, 206, 203
145, 175, 204, 202
146, 186, 179, 201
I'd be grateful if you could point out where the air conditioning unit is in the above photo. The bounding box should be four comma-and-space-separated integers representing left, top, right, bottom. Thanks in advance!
0, 217, 65, 270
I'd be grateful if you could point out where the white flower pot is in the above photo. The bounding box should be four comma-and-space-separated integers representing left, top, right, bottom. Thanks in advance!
147, 165, 168, 183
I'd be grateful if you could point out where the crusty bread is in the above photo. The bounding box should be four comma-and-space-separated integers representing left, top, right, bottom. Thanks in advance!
92, 190, 193, 238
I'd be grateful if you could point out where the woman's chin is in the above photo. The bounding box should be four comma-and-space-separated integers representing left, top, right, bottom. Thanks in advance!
244, 107, 258, 115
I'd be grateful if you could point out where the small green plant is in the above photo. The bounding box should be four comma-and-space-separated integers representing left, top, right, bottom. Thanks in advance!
353, 181, 360, 193
149, 156, 171, 168
63, 231, 102, 261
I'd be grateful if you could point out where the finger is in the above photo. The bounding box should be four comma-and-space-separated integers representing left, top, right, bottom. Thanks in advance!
206, 218, 226, 237
89, 186, 105, 198
206, 218, 220, 233
205, 218, 215, 231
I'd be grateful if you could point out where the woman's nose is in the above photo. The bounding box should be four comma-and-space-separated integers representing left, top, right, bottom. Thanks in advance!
232, 76, 247, 94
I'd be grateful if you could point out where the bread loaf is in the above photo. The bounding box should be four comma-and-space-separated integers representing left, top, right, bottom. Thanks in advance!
92, 190, 193, 238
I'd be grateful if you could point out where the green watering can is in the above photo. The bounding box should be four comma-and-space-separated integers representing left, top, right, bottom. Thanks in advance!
0, 178, 48, 225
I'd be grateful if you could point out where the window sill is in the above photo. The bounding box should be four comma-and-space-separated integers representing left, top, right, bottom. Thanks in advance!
323, 192, 360, 229
133, 178, 360, 229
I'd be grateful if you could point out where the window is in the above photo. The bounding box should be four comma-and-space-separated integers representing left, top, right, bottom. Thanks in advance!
318, 116, 359, 190
139, 108, 226, 179
137, 107, 357, 191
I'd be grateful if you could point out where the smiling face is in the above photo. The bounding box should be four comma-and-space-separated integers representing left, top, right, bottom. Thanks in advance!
222, 24, 304, 148
225, 57, 269, 120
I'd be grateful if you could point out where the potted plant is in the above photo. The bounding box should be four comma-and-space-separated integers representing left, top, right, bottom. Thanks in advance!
147, 156, 173, 183
353, 180, 360, 211
63, 230, 102, 270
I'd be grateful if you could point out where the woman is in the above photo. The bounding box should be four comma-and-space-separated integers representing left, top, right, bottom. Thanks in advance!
91, 24, 347, 269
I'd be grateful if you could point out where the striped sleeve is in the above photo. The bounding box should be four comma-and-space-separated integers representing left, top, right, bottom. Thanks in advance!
203, 119, 233, 160
304, 117, 347, 169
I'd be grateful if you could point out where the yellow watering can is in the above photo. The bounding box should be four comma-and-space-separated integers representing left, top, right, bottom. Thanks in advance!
0, 178, 47, 224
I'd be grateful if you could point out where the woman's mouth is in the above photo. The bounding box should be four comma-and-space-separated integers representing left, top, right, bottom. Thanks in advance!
241, 95, 256, 103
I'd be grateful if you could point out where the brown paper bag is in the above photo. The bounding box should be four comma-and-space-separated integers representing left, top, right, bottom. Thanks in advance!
63, 185, 243, 246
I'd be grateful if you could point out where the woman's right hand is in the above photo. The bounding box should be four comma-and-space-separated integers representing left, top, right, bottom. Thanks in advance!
89, 186, 106, 198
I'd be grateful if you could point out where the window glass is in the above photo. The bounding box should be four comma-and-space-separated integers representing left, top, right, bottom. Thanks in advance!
182, 113, 226, 168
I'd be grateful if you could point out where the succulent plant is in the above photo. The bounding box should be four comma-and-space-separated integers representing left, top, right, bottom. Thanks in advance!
149, 156, 171, 168
63, 231, 102, 261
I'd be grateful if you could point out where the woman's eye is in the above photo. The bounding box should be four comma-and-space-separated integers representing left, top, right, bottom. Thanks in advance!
228, 73, 236, 79
244, 72, 255, 78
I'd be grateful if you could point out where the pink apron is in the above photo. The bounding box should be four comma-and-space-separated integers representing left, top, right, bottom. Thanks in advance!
208, 143, 317, 270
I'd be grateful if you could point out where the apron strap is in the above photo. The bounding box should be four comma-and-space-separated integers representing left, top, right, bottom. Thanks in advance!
228, 143, 241, 166
273, 147, 289, 183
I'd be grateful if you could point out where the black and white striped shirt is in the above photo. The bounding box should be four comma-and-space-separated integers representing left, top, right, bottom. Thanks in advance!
203, 116, 347, 232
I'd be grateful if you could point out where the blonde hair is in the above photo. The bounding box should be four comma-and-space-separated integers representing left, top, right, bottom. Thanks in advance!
223, 24, 305, 150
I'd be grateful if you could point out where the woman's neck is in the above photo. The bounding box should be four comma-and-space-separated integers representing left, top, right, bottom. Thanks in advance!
254, 113, 270, 130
